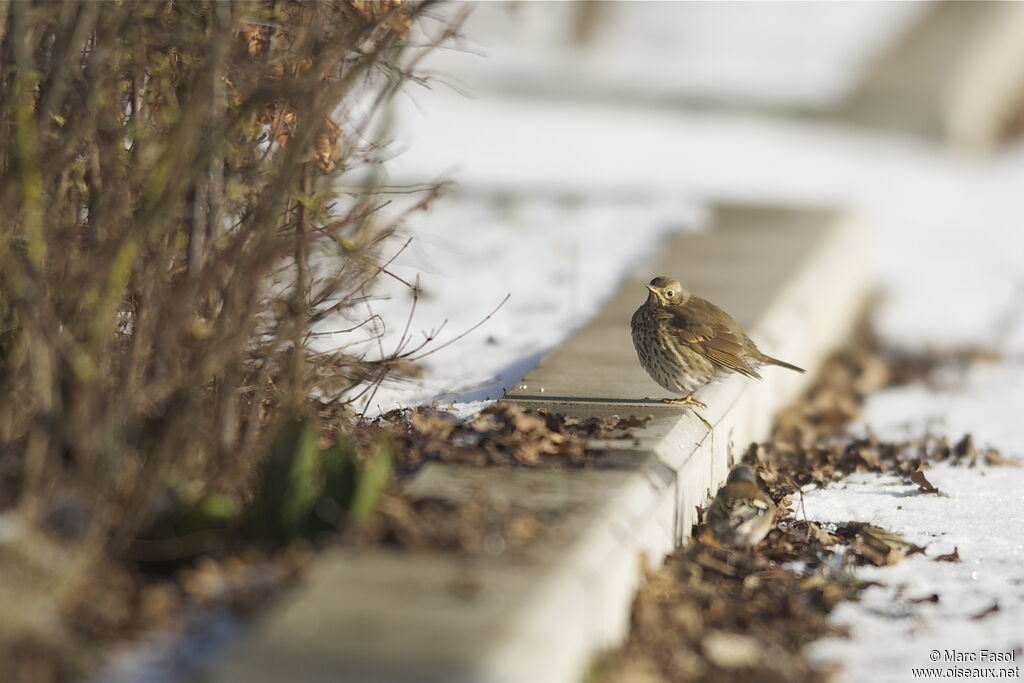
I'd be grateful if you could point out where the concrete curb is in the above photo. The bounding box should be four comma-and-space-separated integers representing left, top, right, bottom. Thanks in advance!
834, 1, 1024, 151
212, 205, 871, 683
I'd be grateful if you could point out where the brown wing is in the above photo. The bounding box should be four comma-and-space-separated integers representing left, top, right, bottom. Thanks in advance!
667, 297, 762, 379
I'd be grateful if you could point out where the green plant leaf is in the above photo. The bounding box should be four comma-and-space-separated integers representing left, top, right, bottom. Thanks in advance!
349, 439, 392, 524
320, 434, 358, 524
250, 417, 324, 544
281, 419, 322, 537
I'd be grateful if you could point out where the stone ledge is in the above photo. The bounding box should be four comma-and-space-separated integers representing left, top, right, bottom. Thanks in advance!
833, 1, 1024, 151
212, 205, 871, 683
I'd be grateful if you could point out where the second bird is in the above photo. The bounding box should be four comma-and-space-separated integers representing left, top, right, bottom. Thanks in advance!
631, 276, 805, 408
707, 464, 777, 546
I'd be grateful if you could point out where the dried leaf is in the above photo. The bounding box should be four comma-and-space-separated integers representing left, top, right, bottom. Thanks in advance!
984, 449, 1019, 467
971, 602, 1000, 620
313, 120, 342, 173
856, 445, 881, 469
694, 551, 737, 577
350, 0, 412, 36
241, 23, 265, 56
847, 523, 926, 566
702, 630, 763, 669
860, 524, 922, 553
806, 521, 840, 546
910, 467, 942, 495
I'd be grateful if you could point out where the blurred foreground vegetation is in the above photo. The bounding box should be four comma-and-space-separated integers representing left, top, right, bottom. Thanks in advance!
0, 1, 449, 678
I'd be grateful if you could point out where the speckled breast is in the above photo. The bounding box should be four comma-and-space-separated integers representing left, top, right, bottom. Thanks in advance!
630, 305, 716, 395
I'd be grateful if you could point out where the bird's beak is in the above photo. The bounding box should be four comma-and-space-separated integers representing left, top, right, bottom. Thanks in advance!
645, 285, 656, 293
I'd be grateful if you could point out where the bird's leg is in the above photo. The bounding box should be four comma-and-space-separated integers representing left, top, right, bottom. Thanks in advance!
662, 391, 706, 409
662, 391, 713, 430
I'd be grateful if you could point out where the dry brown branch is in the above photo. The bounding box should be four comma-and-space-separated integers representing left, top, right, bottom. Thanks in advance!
0, 1, 458, 676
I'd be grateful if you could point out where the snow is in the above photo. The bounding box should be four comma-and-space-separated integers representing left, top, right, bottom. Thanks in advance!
361, 86, 1024, 416
327, 3, 1024, 680
90, 612, 243, 683
335, 2, 1024, 419
798, 141, 1024, 680
78, 3, 1024, 681
860, 363, 1024, 457
423, 2, 923, 108
870, 153, 1024, 353
316, 195, 700, 416
800, 465, 1024, 682
800, 343, 1024, 680
389, 89, 931, 200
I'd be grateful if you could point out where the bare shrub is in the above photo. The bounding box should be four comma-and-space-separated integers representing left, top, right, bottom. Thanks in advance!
0, 0, 454, 673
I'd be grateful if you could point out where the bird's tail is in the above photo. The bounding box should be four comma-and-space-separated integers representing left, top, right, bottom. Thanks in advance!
757, 352, 805, 374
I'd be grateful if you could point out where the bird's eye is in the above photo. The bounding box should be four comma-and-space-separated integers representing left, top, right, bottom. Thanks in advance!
665, 290, 674, 298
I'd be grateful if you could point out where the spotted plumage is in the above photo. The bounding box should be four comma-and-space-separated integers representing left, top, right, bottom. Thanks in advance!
630, 276, 804, 407
707, 464, 776, 546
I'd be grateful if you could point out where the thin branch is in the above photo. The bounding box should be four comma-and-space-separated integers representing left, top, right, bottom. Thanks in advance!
405, 293, 510, 363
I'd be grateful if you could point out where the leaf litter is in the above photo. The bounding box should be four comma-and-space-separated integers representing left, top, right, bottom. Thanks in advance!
345, 405, 651, 553
34, 402, 652, 681
340, 315, 1015, 682
67, 316, 1014, 682
593, 317, 1015, 682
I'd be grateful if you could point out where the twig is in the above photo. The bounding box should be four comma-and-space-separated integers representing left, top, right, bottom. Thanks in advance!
405, 293, 510, 362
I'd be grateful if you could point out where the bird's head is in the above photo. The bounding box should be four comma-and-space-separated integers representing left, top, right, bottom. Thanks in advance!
644, 276, 688, 306
726, 464, 758, 485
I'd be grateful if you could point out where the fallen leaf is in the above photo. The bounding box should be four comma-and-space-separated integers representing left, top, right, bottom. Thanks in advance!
694, 551, 737, 577
702, 630, 763, 669
971, 602, 1000, 620
984, 449, 1019, 467
910, 467, 942, 495
954, 434, 974, 455
806, 521, 840, 546
846, 523, 926, 566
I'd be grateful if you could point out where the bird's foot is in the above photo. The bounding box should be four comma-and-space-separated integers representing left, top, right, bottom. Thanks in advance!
662, 395, 707, 409
661, 394, 712, 429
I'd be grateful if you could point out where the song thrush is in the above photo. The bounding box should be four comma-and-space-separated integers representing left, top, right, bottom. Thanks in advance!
631, 276, 804, 408
707, 464, 776, 546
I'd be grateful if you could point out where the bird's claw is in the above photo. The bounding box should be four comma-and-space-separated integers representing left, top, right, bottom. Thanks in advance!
661, 396, 707, 409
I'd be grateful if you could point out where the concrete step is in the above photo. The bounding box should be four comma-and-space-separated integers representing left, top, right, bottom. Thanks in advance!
831, 1, 1024, 151
212, 204, 871, 683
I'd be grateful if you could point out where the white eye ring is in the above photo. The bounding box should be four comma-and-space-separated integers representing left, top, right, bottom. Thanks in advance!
665, 290, 674, 298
